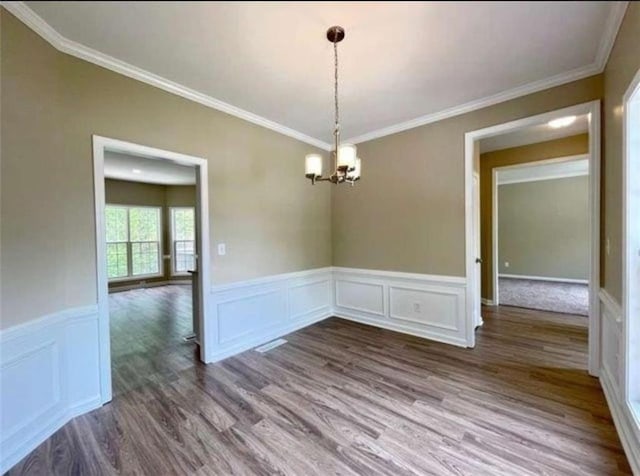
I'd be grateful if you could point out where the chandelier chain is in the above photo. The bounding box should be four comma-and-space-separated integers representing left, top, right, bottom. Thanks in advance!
334, 39, 339, 133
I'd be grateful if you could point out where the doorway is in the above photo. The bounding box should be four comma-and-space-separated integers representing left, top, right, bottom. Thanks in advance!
464, 100, 601, 376
93, 136, 211, 403
493, 155, 590, 315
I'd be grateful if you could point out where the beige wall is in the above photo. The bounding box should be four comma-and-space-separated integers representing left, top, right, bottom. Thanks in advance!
498, 176, 589, 280
2, 3, 638, 329
332, 80, 602, 276
479, 134, 589, 299
603, 3, 640, 304
1, 11, 332, 329
104, 179, 196, 288
105, 179, 166, 207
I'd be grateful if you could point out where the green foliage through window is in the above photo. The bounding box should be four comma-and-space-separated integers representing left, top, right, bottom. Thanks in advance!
106, 205, 161, 279
171, 208, 196, 273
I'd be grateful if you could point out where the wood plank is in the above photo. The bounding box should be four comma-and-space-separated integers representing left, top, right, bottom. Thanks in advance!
6, 287, 632, 475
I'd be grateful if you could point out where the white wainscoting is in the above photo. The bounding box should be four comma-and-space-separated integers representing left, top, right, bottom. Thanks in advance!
208, 267, 333, 362
599, 289, 640, 474
0, 305, 102, 474
333, 267, 468, 347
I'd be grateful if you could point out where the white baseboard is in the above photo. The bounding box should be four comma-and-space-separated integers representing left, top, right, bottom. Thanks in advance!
0, 306, 102, 474
333, 267, 468, 348
481, 298, 495, 306
600, 368, 640, 475
499, 273, 588, 284
109, 279, 191, 293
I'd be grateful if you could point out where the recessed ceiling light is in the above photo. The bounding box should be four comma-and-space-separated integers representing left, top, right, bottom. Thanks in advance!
132, 168, 142, 174
548, 116, 577, 129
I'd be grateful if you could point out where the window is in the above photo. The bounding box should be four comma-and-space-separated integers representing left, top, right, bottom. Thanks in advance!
171, 207, 195, 274
106, 205, 162, 280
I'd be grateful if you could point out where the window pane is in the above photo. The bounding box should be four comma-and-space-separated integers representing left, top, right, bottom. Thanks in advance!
174, 240, 195, 272
105, 206, 128, 242
107, 243, 128, 278
174, 208, 195, 241
132, 242, 159, 276
130, 208, 160, 242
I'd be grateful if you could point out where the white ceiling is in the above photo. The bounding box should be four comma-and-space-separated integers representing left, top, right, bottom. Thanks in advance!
480, 113, 589, 153
104, 151, 196, 185
18, 2, 626, 146
498, 158, 588, 185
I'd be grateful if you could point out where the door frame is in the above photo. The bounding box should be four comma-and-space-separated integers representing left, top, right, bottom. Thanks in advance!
463, 100, 601, 376
492, 154, 590, 306
92, 135, 211, 403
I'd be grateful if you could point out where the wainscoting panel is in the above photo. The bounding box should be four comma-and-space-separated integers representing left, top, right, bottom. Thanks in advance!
289, 279, 331, 320
0, 306, 102, 474
208, 267, 333, 362
333, 267, 467, 347
335, 280, 385, 316
598, 289, 640, 475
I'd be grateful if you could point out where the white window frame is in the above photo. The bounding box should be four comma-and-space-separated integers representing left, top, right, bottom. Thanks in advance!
106, 204, 163, 282
169, 206, 196, 277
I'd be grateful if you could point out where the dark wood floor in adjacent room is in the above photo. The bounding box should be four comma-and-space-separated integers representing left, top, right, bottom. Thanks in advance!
7, 287, 631, 475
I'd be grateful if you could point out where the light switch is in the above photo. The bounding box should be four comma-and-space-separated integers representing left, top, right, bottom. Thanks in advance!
504, 261, 510, 268
217, 243, 226, 256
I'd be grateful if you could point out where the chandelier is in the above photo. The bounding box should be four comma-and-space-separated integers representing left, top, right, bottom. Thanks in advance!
305, 26, 361, 185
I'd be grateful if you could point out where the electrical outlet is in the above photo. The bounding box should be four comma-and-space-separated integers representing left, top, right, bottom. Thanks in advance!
217, 243, 226, 256
413, 303, 421, 313
504, 261, 510, 268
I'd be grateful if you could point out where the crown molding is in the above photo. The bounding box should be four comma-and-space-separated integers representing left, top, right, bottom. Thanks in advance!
344, 63, 602, 144
0, 1, 333, 151
594, 1, 629, 71
345, 1, 629, 145
2, 1, 628, 149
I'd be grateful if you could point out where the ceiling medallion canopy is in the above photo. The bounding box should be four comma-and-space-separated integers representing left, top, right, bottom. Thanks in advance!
305, 26, 361, 185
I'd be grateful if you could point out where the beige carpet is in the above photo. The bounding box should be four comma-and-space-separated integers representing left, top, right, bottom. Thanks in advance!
499, 277, 588, 316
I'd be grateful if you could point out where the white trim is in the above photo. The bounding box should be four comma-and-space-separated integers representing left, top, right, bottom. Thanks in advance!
93, 136, 212, 404
0, 306, 102, 474
499, 274, 589, 285
600, 288, 623, 321
600, 366, 640, 475
481, 298, 495, 306
465, 101, 601, 377
333, 267, 468, 347
209, 268, 333, 362
594, 2, 630, 70
1, 2, 331, 151
211, 267, 334, 293
104, 203, 163, 282
331, 266, 466, 285
345, 3, 627, 145
2, 1, 627, 150
169, 206, 196, 277
346, 64, 599, 144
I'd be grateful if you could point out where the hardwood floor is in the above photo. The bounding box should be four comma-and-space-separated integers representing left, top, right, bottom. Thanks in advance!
7, 289, 631, 475
108, 285, 195, 397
